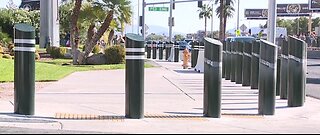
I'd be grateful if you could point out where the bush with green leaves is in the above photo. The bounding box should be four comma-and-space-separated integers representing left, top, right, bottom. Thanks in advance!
104, 45, 125, 64
2, 54, 12, 59
48, 46, 67, 59
0, 46, 3, 54
0, 53, 3, 59
92, 45, 101, 54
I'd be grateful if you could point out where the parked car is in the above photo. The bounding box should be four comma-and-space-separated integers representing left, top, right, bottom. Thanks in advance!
226, 36, 256, 43
178, 41, 191, 51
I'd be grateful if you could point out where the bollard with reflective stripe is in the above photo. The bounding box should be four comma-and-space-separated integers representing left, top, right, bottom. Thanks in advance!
242, 41, 252, 86
191, 41, 199, 68
280, 39, 289, 99
258, 40, 277, 115
235, 42, 243, 84
230, 42, 236, 82
203, 37, 222, 118
288, 36, 307, 107
159, 42, 164, 60
146, 41, 152, 59
174, 42, 179, 62
125, 33, 145, 119
225, 40, 231, 80
251, 40, 260, 89
14, 23, 36, 115
165, 42, 170, 60
152, 41, 157, 59
276, 57, 281, 96
222, 41, 226, 78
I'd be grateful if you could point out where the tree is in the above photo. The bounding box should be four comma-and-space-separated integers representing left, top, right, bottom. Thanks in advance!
78, 0, 132, 64
198, 4, 213, 37
174, 34, 185, 41
70, 0, 83, 65
215, 0, 235, 41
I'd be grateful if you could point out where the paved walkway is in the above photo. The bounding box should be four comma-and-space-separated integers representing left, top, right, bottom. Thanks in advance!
0, 60, 320, 133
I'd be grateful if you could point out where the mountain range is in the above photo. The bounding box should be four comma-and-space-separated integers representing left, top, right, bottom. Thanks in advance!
125, 24, 187, 36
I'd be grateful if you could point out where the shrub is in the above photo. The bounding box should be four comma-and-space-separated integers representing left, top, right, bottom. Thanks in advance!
104, 45, 125, 64
0, 53, 2, 59
48, 46, 67, 58
0, 46, 3, 53
35, 52, 40, 60
92, 45, 101, 54
2, 54, 12, 59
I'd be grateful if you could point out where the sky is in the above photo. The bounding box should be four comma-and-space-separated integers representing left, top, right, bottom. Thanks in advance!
0, 0, 314, 35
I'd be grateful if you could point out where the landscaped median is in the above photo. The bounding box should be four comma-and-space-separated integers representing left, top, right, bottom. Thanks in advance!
0, 59, 153, 82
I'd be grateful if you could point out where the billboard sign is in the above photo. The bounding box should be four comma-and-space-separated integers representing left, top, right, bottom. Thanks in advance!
309, 0, 320, 10
277, 4, 310, 17
19, 0, 40, 11
245, 9, 268, 20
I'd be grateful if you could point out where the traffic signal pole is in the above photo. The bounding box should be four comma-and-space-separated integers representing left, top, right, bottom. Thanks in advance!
142, 0, 211, 41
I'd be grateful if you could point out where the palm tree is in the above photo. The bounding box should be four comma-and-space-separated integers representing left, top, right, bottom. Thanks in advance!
215, 0, 235, 41
78, 0, 132, 64
198, 4, 213, 37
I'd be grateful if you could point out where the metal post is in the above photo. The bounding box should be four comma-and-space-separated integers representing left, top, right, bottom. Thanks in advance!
142, 0, 145, 40
288, 36, 307, 107
280, 39, 288, 99
125, 33, 145, 119
258, 40, 277, 115
169, 0, 173, 42
242, 41, 252, 86
222, 41, 226, 78
225, 40, 231, 80
174, 42, 179, 62
251, 40, 260, 89
267, 0, 276, 43
152, 41, 157, 59
230, 42, 236, 82
14, 23, 36, 115
203, 37, 222, 118
237, 0, 240, 30
235, 42, 243, 84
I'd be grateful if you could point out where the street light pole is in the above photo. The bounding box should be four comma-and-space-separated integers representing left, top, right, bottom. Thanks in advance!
169, 0, 173, 42
142, 0, 145, 40
237, 0, 240, 30
267, 0, 276, 43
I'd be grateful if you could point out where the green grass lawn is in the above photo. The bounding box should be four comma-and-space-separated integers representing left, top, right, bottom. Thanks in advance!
0, 58, 153, 82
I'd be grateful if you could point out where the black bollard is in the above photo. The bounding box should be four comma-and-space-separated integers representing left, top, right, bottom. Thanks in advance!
174, 42, 179, 62
235, 42, 243, 84
125, 33, 145, 119
225, 40, 231, 80
251, 40, 260, 89
222, 41, 226, 78
203, 38, 222, 118
242, 41, 252, 86
152, 41, 157, 59
14, 23, 36, 115
258, 40, 277, 115
191, 41, 199, 68
280, 39, 289, 99
159, 42, 164, 60
288, 36, 307, 107
230, 42, 236, 82
146, 41, 152, 59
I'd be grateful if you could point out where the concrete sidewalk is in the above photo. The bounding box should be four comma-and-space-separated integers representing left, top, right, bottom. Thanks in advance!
0, 60, 320, 133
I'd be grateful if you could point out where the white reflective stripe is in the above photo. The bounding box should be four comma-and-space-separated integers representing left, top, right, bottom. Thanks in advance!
14, 39, 35, 44
14, 47, 36, 52
125, 55, 146, 60
260, 59, 275, 69
126, 48, 145, 52
289, 55, 303, 63
281, 54, 289, 59
252, 53, 260, 58
243, 52, 252, 57
204, 58, 222, 68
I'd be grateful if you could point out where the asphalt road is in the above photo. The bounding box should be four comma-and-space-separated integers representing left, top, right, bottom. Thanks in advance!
306, 58, 320, 99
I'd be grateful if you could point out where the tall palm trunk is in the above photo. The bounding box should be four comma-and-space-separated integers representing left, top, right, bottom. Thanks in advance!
78, 10, 114, 64
70, 0, 82, 64
219, 0, 225, 41
108, 29, 115, 46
